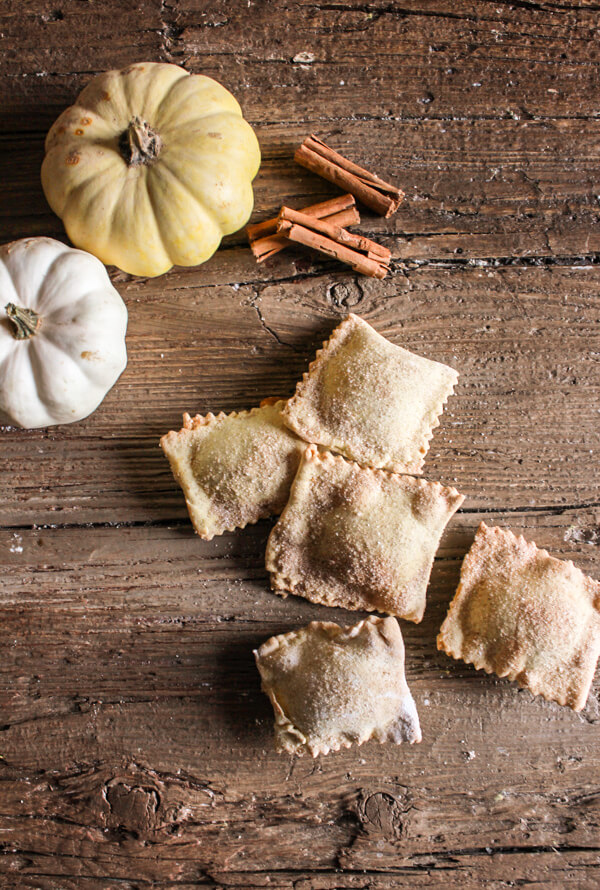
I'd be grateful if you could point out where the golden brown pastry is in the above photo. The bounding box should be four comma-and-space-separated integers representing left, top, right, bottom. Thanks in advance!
438, 522, 600, 711
160, 399, 306, 539
266, 446, 464, 621
282, 313, 458, 473
254, 615, 422, 756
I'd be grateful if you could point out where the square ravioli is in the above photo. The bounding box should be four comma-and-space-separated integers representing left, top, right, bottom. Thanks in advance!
254, 615, 422, 756
160, 399, 306, 540
266, 446, 464, 621
282, 313, 458, 473
437, 522, 600, 711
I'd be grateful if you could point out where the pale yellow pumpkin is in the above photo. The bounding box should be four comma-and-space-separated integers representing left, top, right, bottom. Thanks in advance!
41, 63, 261, 277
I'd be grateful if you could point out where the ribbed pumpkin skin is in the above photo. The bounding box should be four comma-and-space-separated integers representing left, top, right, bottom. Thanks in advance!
41, 63, 261, 277
0, 237, 127, 428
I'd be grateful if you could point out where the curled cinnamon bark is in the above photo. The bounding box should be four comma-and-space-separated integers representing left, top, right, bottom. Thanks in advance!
247, 194, 359, 262
295, 135, 404, 218
277, 206, 391, 261
278, 220, 389, 279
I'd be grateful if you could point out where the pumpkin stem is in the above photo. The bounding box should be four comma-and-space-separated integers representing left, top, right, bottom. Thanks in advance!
119, 116, 162, 166
5, 303, 41, 340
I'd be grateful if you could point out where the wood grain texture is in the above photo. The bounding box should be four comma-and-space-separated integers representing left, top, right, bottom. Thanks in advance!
1, 1, 600, 887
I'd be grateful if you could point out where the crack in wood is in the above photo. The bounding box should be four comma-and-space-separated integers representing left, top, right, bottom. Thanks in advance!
7, 110, 600, 140
159, 0, 184, 60
407, 254, 600, 268
3, 500, 600, 534
248, 292, 300, 352
311, 2, 481, 24
495, 0, 600, 13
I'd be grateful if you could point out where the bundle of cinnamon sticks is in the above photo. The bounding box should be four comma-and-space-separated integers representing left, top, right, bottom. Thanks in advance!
295, 135, 404, 218
247, 194, 359, 262
247, 135, 404, 279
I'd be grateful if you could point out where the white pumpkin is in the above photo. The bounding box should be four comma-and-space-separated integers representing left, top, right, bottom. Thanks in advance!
0, 237, 127, 428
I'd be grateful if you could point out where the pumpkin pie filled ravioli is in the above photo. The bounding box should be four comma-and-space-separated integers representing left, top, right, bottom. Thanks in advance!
282, 313, 458, 473
254, 615, 422, 756
266, 446, 464, 621
437, 523, 600, 711
160, 400, 306, 539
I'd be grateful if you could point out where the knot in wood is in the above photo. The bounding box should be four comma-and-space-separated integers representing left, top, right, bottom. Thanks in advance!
358, 791, 405, 839
105, 782, 160, 833
327, 280, 363, 310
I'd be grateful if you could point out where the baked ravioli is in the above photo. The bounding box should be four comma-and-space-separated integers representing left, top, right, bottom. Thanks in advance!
438, 523, 600, 711
160, 400, 306, 540
266, 446, 464, 621
282, 313, 458, 473
254, 615, 422, 756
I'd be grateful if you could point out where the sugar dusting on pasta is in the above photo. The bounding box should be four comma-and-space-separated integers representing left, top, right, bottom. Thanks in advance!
437, 522, 600, 711
160, 400, 306, 539
254, 615, 422, 756
266, 446, 464, 622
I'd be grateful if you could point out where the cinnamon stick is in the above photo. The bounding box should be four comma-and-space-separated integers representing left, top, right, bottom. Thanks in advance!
278, 221, 389, 279
247, 194, 359, 262
250, 207, 359, 262
277, 206, 391, 261
294, 135, 404, 218
247, 193, 356, 241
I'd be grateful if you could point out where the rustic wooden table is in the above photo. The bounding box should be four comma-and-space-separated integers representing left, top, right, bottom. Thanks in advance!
2, 2, 600, 888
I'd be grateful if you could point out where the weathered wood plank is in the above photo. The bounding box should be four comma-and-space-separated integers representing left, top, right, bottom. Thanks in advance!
4, 861, 600, 890
1, 769, 599, 885
2, 0, 600, 120
0, 701, 599, 882
3, 116, 600, 258
177, 0, 600, 122
0, 0, 164, 96
2, 264, 599, 525
0, 512, 599, 730
1, 707, 599, 871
